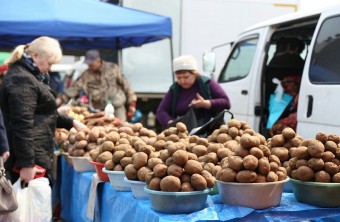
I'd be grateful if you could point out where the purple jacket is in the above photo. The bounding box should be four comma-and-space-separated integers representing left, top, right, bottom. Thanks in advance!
156, 77, 231, 127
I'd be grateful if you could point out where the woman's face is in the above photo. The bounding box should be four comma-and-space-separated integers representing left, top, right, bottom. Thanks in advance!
31, 52, 53, 73
175, 70, 196, 89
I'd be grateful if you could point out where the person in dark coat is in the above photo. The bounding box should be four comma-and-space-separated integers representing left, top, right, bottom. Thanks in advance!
0, 109, 9, 162
0, 36, 88, 184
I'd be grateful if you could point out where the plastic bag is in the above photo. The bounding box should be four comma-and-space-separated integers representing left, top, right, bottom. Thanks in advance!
6, 177, 51, 222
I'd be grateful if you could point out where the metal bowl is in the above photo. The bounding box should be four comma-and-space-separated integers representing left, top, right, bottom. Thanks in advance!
216, 177, 289, 209
290, 178, 340, 208
144, 187, 211, 214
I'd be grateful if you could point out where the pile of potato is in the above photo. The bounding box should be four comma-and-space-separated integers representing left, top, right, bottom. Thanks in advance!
88, 123, 159, 172
123, 122, 215, 192
286, 131, 340, 182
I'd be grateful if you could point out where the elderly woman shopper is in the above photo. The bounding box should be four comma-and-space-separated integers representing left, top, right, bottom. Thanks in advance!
0, 36, 87, 184
156, 55, 231, 130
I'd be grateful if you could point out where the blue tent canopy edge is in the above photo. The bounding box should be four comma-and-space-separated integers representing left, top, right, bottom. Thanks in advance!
0, 0, 172, 51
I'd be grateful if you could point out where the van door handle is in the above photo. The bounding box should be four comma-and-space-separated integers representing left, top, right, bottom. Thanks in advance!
241, 90, 248, 95
307, 95, 313, 118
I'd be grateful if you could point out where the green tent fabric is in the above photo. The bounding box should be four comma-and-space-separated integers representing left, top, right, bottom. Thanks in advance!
0, 52, 10, 64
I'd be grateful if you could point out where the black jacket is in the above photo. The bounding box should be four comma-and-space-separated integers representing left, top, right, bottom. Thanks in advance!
0, 109, 9, 155
0, 60, 72, 173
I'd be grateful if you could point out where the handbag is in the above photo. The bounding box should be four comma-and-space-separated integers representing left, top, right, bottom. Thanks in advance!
167, 107, 199, 132
0, 156, 18, 214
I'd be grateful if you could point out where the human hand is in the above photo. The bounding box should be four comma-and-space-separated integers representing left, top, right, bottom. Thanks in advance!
58, 105, 71, 115
20, 166, 44, 183
190, 93, 211, 109
73, 119, 89, 133
1, 151, 9, 162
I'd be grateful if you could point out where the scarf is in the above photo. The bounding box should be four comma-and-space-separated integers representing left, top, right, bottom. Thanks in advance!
19, 53, 50, 86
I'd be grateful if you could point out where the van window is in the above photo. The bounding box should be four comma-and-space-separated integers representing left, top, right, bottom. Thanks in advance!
218, 37, 258, 82
310, 15, 340, 84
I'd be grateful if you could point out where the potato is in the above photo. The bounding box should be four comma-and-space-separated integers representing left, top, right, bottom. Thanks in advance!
181, 182, 194, 192
258, 145, 271, 157
154, 140, 166, 151
258, 157, 270, 175
167, 164, 183, 178
219, 168, 236, 182
172, 150, 188, 167
269, 161, 279, 172
101, 141, 115, 152
236, 170, 257, 183
234, 145, 250, 158
296, 159, 308, 168
308, 158, 324, 171
255, 174, 267, 183
242, 155, 258, 171
120, 157, 132, 168
216, 133, 232, 144
228, 119, 241, 129
160, 176, 181, 192
112, 150, 125, 163
76, 140, 88, 150
297, 166, 314, 181
240, 134, 260, 149
325, 141, 338, 153
201, 170, 214, 188
98, 151, 113, 163
307, 139, 325, 158
72, 148, 85, 157
149, 177, 161, 191
191, 174, 207, 191
104, 159, 115, 170
176, 122, 187, 132
282, 127, 295, 140
249, 147, 264, 159
216, 148, 230, 160
153, 163, 168, 178
271, 134, 285, 147
315, 170, 331, 182
184, 160, 203, 175
271, 147, 289, 163
204, 153, 219, 165
147, 158, 163, 170
267, 171, 279, 182
228, 156, 244, 172
328, 134, 340, 144
132, 152, 148, 169
106, 131, 120, 143
138, 145, 154, 156
293, 146, 309, 159
315, 132, 328, 144
332, 173, 340, 183
124, 164, 138, 180
192, 145, 207, 157
323, 162, 339, 175
75, 131, 86, 141
137, 167, 152, 181
145, 172, 155, 185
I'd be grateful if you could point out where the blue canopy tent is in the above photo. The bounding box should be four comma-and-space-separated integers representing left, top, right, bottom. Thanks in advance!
0, 0, 172, 52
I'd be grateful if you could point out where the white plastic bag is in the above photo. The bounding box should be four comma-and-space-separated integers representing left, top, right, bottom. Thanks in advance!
6, 177, 52, 222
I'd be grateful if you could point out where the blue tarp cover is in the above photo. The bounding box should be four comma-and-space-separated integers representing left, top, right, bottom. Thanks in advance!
0, 0, 171, 50
56, 157, 340, 222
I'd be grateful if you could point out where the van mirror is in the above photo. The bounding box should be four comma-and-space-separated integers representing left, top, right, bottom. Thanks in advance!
203, 51, 216, 74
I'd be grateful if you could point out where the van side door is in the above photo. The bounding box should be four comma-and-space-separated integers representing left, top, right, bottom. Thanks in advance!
298, 10, 340, 138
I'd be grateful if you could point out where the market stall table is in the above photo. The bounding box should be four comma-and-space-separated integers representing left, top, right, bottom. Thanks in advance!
56, 157, 340, 222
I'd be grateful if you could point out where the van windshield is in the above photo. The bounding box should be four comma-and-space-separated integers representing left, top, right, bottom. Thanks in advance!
218, 37, 258, 82
310, 16, 340, 84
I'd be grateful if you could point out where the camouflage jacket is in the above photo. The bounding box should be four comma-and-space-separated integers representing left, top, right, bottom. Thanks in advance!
64, 61, 135, 111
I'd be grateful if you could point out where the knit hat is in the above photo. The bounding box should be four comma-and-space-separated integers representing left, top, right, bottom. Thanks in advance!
84, 49, 101, 65
173, 55, 198, 72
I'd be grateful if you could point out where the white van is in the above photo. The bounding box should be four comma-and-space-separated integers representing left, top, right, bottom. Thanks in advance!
204, 4, 340, 139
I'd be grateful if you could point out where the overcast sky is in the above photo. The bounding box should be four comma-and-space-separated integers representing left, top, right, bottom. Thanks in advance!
300, 0, 340, 10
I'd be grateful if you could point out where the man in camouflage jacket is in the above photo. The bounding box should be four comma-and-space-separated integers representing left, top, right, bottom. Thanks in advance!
62, 50, 136, 121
